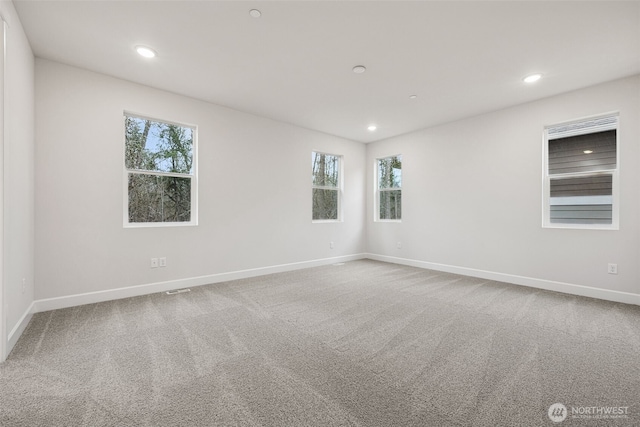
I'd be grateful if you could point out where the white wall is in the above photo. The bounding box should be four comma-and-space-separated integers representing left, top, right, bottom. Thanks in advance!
367, 75, 640, 300
33, 61, 640, 307
0, 0, 35, 358
35, 59, 366, 302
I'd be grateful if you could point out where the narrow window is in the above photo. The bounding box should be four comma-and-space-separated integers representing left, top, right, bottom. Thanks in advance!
124, 114, 197, 226
543, 114, 618, 229
377, 155, 402, 221
312, 152, 341, 221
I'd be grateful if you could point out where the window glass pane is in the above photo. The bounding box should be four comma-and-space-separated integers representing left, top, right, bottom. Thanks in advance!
549, 175, 612, 225
550, 205, 612, 225
128, 174, 191, 223
312, 188, 338, 220
378, 156, 402, 189
125, 116, 194, 174
548, 130, 616, 175
379, 190, 401, 220
550, 175, 612, 198
312, 152, 339, 187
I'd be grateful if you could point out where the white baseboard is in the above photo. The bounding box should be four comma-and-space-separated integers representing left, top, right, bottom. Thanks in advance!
365, 253, 640, 306
32, 253, 367, 313
7, 301, 34, 357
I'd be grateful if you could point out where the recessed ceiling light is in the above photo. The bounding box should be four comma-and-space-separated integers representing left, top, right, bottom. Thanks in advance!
136, 46, 156, 58
249, 9, 262, 18
583, 150, 594, 154
409, 95, 417, 99
523, 73, 542, 83
353, 65, 367, 74
367, 125, 377, 131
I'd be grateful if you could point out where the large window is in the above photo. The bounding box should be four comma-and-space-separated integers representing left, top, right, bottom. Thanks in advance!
124, 114, 197, 226
312, 152, 341, 221
377, 155, 402, 221
543, 114, 618, 229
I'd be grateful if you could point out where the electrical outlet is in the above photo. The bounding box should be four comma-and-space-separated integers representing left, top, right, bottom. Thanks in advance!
151, 258, 159, 268
608, 263, 618, 274
21, 278, 26, 294
330, 241, 334, 249
159, 257, 167, 267
397, 242, 402, 249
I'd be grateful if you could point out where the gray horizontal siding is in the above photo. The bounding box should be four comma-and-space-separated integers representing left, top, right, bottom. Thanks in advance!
550, 205, 612, 224
550, 175, 612, 197
549, 130, 616, 175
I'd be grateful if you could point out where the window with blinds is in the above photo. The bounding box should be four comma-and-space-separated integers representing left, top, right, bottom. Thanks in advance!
543, 114, 618, 229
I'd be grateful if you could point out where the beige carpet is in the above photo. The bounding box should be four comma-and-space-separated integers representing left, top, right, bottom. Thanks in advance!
1, 260, 639, 426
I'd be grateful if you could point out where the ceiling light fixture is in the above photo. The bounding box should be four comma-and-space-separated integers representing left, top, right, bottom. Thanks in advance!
523, 73, 542, 83
353, 65, 366, 74
583, 150, 594, 154
249, 9, 262, 18
135, 46, 157, 58
367, 125, 377, 131
409, 95, 417, 99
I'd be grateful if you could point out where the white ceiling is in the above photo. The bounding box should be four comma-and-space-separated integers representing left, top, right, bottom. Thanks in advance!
13, 1, 640, 143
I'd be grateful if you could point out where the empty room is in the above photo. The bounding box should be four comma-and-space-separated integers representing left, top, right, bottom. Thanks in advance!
0, 1, 639, 426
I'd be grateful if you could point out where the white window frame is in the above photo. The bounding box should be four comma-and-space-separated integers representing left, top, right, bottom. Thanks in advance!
375, 154, 402, 222
311, 151, 343, 223
123, 112, 198, 228
542, 112, 619, 230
